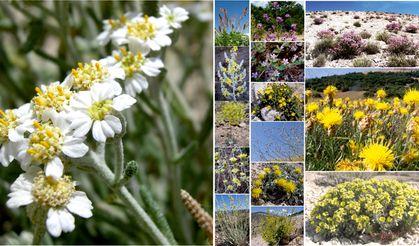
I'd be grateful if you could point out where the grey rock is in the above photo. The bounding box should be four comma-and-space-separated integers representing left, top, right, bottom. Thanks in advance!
239, 123, 246, 128
313, 234, 322, 243
261, 107, 280, 121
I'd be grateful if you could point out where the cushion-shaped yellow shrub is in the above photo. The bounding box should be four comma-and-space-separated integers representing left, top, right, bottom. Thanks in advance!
310, 179, 419, 239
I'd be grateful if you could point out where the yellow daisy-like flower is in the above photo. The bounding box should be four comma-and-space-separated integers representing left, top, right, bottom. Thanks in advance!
359, 140, 395, 171
375, 102, 391, 111
251, 187, 262, 199
353, 111, 365, 121
335, 159, 362, 171
403, 88, 419, 106
274, 169, 282, 176
376, 89, 386, 99
316, 107, 343, 130
305, 89, 313, 98
306, 102, 319, 113
399, 107, 408, 115
401, 148, 419, 164
323, 85, 337, 98
275, 178, 296, 193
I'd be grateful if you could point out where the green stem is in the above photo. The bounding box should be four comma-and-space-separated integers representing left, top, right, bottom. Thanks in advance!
113, 137, 124, 184
32, 208, 48, 245
89, 149, 171, 245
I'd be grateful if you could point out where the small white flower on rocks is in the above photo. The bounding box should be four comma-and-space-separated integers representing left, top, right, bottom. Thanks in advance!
7, 167, 93, 237
67, 83, 136, 143
159, 5, 189, 29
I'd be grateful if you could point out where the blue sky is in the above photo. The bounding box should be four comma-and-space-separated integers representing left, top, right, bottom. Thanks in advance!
216, 194, 249, 211
252, 206, 304, 215
305, 68, 385, 79
251, 122, 304, 162
307, 1, 419, 15
215, 0, 249, 33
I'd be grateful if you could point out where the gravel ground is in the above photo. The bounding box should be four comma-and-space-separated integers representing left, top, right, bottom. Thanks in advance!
305, 11, 419, 67
304, 173, 419, 245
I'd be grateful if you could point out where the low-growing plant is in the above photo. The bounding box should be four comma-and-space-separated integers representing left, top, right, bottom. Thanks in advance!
353, 57, 372, 67
252, 83, 303, 121
354, 15, 360, 19
386, 22, 402, 33
216, 195, 249, 246
405, 24, 418, 33
310, 178, 419, 241
387, 55, 417, 67
217, 46, 247, 101
312, 38, 335, 58
360, 30, 372, 39
262, 210, 295, 245
317, 29, 335, 39
219, 102, 247, 126
332, 31, 363, 59
353, 21, 361, 27
314, 17, 325, 25
363, 42, 380, 54
215, 148, 249, 193
251, 164, 304, 205
376, 31, 391, 43
387, 36, 417, 55
313, 54, 327, 67
216, 7, 249, 46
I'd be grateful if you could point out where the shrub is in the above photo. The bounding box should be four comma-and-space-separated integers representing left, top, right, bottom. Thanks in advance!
252, 83, 303, 121
376, 31, 391, 43
387, 55, 417, 67
354, 15, 360, 19
353, 21, 361, 27
262, 212, 295, 245
310, 179, 419, 240
312, 38, 335, 58
217, 46, 247, 101
313, 54, 327, 67
316, 29, 335, 39
359, 30, 371, 39
332, 31, 363, 59
387, 36, 417, 55
405, 24, 418, 33
353, 57, 372, 67
363, 42, 380, 54
314, 17, 324, 25
219, 102, 247, 126
215, 31, 249, 46
386, 22, 402, 33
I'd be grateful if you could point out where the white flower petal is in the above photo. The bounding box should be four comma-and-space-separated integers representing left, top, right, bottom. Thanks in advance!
67, 191, 93, 218
6, 191, 33, 208
58, 210, 75, 233
47, 209, 62, 237
45, 157, 64, 179
100, 120, 114, 138
112, 94, 136, 111
92, 121, 106, 142
8, 128, 23, 142
62, 138, 89, 158
104, 115, 122, 134
70, 91, 93, 109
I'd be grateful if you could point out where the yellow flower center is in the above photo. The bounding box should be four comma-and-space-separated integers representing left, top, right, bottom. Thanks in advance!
0, 109, 17, 143
27, 121, 63, 163
32, 85, 73, 117
127, 15, 156, 40
107, 15, 127, 30
32, 171, 75, 208
114, 48, 144, 78
88, 100, 113, 120
71, 62, 110, 91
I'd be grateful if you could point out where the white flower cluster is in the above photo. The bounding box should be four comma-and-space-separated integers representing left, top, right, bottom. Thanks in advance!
217, 46, 247, 101
1, 5, 188, 238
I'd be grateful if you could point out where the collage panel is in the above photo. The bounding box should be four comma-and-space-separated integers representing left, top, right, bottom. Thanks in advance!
251, 122, 304, 162
305, 172, 419, 245
251, 0, 305, 42
215, 101, 249, 147
215, 147, 250, 194
305, 68, 419, 171
215, 46, 250, 101
251, 42, 305, 82
251, 82, 304, 121
305, 1, 419, 68
251, 162, 303, 206
215, 0, 250, 47
251, 206, 304, 246
215, 194, 250, 246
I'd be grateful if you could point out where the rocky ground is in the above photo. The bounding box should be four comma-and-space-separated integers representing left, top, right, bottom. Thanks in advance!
304, 173, 419, 245
305, 11, 419, 67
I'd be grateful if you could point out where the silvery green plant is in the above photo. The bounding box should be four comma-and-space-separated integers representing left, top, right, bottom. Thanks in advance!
217, 47, 247, 101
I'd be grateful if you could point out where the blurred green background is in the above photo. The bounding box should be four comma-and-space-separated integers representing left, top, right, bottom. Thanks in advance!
0, 1, 213, 244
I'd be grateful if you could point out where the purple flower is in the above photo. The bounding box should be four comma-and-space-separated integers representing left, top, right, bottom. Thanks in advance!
276, 16, 283, 23
283, 33, 289, 38
267, 33, 276, 41
253, 34, 260, 40
257, 23, 263, 29
291, 24, 297, 30
285, 14, 290, 18
271, 2, 278, 8
291, 35, 297, 41
252, 72, 258, 78
263, 13, 270, 21
282, 58, 289, 64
